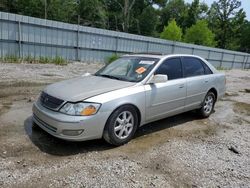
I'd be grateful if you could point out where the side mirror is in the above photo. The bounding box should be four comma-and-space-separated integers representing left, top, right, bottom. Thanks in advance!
148, 74, 168, 84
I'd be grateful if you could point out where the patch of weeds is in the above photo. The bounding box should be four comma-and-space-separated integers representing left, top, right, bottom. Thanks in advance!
39, 56, 51, 64
216, 66, 231, 71
3, 55, 20, 63
2, 55, 68, 65
23, 55, 36, 64
51, 56, 67, 65
105, 54, 120, 65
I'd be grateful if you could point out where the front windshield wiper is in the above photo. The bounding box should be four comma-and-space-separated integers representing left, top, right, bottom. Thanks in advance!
98, 74, 123, 81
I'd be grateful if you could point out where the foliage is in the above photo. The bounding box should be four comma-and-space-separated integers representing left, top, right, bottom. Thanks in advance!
1, 55, 67, 65
239, 21, 250, 53
24, 55, 36, 63
51, 56, 67, 65
4, 55, 20, 63
46, 0, 77, 23
159, 0, 188, 32
105, 54, 120, 64
15, 0, 44, 18
139, 6, 158, 36
185, 0, 208, 29
160, 19, 182, 41
207, 0, 245, 50
79, 0, 107, 28
184, 20, 216, 47
39, 56, 51, 64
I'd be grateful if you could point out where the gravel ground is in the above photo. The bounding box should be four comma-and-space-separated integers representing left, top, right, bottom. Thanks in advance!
0, 63, 249, 188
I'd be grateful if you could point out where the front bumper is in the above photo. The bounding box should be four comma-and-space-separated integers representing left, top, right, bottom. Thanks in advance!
32, 101, 110, 141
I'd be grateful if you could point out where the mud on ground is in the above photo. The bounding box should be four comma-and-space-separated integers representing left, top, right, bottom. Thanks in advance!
0, 63, 249, 188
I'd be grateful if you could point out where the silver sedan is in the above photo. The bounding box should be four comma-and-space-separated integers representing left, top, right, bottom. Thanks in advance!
32, 54, 226, 145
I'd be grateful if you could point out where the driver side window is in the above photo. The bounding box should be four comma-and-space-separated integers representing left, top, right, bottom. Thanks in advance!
155, 58, 183, 80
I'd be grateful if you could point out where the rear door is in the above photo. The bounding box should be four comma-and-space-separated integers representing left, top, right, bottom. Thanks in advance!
182, 57, 213, 111
145, 57, 186, 121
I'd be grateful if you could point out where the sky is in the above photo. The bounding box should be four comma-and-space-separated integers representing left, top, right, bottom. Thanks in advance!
185, 0, 250, 21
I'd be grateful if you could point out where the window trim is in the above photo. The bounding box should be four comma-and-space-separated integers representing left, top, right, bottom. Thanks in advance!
154, 57, 184, 80
181, 56, 207, 78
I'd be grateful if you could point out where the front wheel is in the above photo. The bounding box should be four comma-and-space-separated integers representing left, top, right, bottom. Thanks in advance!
103, 105, 138, 146
198, 92, 215, 118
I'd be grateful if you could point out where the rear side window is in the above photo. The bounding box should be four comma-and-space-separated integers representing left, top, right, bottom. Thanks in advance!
155, 58, 182, 80
183, 57, 205, 77
203, 62, 213, 74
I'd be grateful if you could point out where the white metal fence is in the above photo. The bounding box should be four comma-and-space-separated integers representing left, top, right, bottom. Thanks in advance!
0, 11, 250, 69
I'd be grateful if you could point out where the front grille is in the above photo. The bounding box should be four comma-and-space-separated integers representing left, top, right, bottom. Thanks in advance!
40, 92, 64, 110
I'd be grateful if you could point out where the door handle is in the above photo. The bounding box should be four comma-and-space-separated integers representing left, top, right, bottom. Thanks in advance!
179, 84, 184, 88
205, 80, 209, 83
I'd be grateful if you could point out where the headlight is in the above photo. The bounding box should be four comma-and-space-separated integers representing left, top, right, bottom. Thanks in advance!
59, 102, 101, 116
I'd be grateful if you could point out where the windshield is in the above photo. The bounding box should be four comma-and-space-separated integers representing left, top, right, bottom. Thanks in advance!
95, 56, 159, 82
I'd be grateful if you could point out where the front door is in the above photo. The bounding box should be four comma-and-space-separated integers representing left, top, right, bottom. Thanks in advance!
145, 58, 186, 122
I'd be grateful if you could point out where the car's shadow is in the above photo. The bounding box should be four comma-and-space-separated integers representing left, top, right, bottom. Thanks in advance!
24, 111, 204, 156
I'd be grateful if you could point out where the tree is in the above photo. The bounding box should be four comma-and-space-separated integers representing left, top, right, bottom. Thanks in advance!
160, 19, 182, 41
15, 0, 44, 18
46, 0, 77, 23
138, 6, 158, 36
104, 0, 159, 34
113, 0, 136, 32
159, 0, 188, 32
185, 0, 208, 28
184, 20, 216, 47
207, 0, 246, 49
239, 21, 250, 53
79, 0, 107, 28
0, 0, 17, 12
13, 0, 77, 23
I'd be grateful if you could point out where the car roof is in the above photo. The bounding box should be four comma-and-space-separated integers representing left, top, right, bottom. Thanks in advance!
123, 53, 204, 60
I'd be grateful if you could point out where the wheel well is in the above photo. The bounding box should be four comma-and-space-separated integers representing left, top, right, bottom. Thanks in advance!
208, 88, 217, 101
109, 104, 141, 126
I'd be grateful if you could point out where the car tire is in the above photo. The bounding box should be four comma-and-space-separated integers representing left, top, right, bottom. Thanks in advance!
103, 105, 138, 146
198, 91, 216, 118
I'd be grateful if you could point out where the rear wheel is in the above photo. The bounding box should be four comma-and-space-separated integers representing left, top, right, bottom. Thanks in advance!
103, 105, 138, 146
198, 92, 215, 118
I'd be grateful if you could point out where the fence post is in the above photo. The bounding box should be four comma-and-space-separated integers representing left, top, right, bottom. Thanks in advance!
146, 41, 149, 53
207, 50, 211, 60
192, 47, 194, 55
242, 55, 247, 69
219, 52, 224, 68
76, 25, 80, 61
244, 56, 249, 69
171, 41, 175, 54
115, 36, 118, 54
18, 21, 22, 58
231, 54, 236, 69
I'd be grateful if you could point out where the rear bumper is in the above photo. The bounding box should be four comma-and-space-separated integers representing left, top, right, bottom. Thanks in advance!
32, 101, 110, 141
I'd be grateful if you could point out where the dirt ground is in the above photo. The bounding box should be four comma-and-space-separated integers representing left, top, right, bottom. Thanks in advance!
0, 62, 249, 188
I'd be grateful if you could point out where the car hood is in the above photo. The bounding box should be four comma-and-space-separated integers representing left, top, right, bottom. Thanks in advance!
43, 75, 135, 102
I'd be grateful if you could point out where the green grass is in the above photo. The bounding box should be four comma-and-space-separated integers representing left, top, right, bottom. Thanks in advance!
105, 54, 120, 65
51, 56, 67, 65
1, 55, 68, 66
3, 55, 20, 63
39, 56, 51, 64
216, 66, 231, 71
